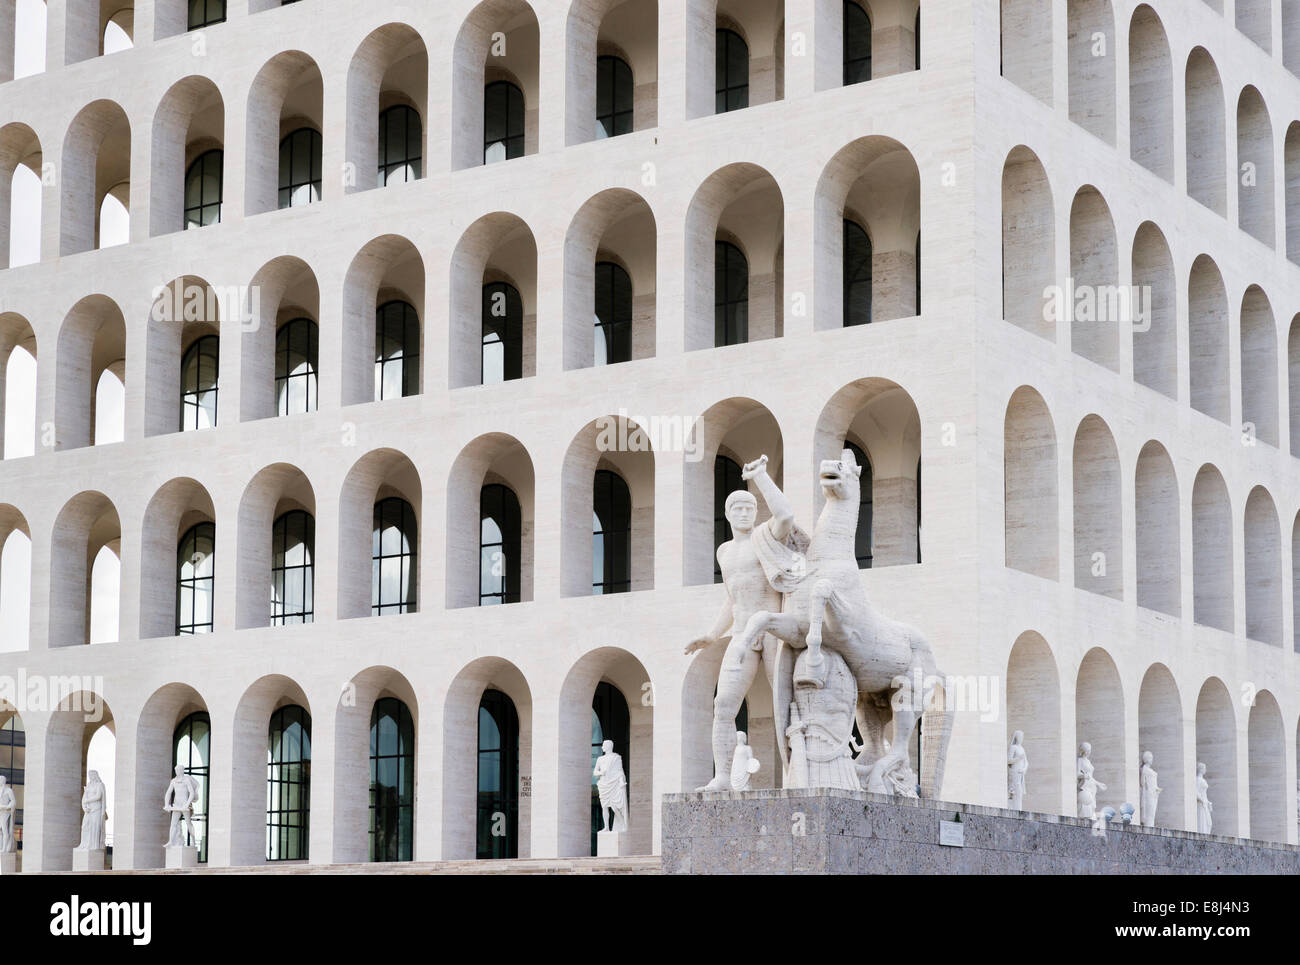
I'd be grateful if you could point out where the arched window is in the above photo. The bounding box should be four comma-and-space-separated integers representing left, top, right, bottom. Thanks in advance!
188, 0, 226, 29
593, 469, 631, 595
481, 282, 523, 384
845, 441, 873, 568
594, 261, 633, 366
369, 698, 413, 862
275, 318, 318, 416
372, 497, 417, 615
375, 300, 419, 400
716, 28, 749, 113
590, 682, 629, 855
173, 711, 210, 862
476, 689, 519, 859
480, 484, 521, 606
713, 455, 745, 583
484, 80, 524, 164
715, 240, 748, 346
378, 105, 422, 186
271, 510, 314, 625
844, 219, 872, 326
844, 1, 872, 84
596, 55, 634, 139
176, 521, 215, 634
184, 150, 223, 228
266, 705, 311, 861
278, 128, 322, 209
179, 335, 219, 431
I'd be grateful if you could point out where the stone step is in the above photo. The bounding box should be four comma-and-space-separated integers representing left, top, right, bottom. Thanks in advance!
60, 855, 663, 875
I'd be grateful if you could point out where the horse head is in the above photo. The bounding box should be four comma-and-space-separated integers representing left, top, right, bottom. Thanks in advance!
819, 448, 863, 503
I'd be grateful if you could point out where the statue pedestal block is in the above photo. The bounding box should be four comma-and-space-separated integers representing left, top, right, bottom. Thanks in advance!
72, 848, 106, 872
165, 844, 199, 869
0, 852, 16, 874
596, 830, 631, 858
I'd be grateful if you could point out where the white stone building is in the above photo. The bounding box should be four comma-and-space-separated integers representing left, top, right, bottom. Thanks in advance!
0, 0, 1296, 871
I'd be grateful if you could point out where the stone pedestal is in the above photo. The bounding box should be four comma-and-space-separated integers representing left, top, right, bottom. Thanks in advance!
71, 848, 106, 872
165, 844, 199, 869
0, 852, 16, 874
596, 830, 631, 858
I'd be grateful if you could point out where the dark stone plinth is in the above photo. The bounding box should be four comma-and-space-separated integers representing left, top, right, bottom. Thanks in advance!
661, 788, 1300, 875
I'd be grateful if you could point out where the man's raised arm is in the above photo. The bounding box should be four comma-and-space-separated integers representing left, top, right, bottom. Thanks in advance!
742, 454, 793, 541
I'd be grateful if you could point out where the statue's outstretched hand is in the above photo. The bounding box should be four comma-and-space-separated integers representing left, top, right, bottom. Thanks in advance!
741, 455, 768, 480
684, 635, 714, 655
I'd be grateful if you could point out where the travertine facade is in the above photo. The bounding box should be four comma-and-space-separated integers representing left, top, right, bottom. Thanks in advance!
0, 0, 1296, 873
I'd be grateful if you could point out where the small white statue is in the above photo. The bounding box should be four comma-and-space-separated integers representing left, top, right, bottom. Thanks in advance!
1076, 743, 1106, 819
0, 774, 15, 854
729, 732, 761, 791
75, 770, 107, 851
1007, 731, 1028, 810
592, 740, 628, 833
1195, 762, 1213, 834
164, 764, 201, 848
785, 646, 860, 791
1139, 750, 1161, 828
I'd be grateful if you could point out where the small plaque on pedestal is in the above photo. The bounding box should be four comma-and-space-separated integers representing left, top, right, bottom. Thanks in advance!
166, 844, 199, 869
596, 830, 630, 858
72, 848, 106, 872
0, 852, 16, 874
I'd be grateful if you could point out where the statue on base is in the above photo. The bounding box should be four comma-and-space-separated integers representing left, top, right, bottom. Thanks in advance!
164, 764, 201, 848
730, 732, 761, 791
1195, 763, 1213, 834
592, 740, 628, 833
1139, 750, 1161, 828
0, 774, 15, 854
1007, 731, 1028, 810
75, 770, 107, 851
688, 451, 953, 798
785, 647, 860, 791
1076, 743, 1106, 820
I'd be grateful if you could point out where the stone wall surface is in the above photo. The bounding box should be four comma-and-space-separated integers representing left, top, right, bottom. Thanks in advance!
662, 789, 1300, 874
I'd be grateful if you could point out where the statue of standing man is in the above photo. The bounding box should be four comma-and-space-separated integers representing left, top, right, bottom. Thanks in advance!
1139, 750, 1161, 828
164, 764, 201, 848
1007, 731, 1028, 810
0, 774, 15, 854
685, 455, 808, 791
592, 740, 628, 833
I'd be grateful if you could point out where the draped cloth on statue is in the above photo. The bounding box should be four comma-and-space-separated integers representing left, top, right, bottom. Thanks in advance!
751, 519, 812, 593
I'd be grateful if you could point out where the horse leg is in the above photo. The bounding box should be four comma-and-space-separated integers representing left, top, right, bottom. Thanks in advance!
795, 579, 837, 689
866, 670, 925, 795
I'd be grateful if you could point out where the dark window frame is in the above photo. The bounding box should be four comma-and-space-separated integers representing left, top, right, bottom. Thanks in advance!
372, 497, 417, 616
173, 711, 210, 862
369, 697, 414, 862
596, 55, 634, 138
476, 689, 519, 859
378, 104, 422, 186
271, 509, 315, 626
184, 149, 223, 228
275, 317, 318, 416
594, 260, 633, 366
479, 484, 522, 606
176, 520, 215, 634
481, 281, 523, 384
843, 0, 872, 86
843, 218, 873, 327
484, 80, 525, 163
714, 240, 749, 346
375, 299, 420, 400
715, 28, 750, 113
179, 333, 219, 431
278, 127, 322, 210
266, 705, 311, 861
592, 469, 632, 595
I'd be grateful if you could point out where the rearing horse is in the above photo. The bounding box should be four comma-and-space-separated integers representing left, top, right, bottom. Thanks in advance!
733, 449, 953, 797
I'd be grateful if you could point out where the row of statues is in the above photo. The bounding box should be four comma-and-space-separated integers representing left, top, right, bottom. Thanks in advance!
65, 766, 202, 856
1006, 735, 1216, 835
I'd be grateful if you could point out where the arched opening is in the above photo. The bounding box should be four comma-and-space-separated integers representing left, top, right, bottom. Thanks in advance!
228, 676, 309, 866
1075, 647, 1124, 814
138, 476, 215, 639
130, 684, 208, 868
1005, 631, 1063, 813
144, 275, 221, 437
235, 464, 316, 629
1068, 186, 1119, 371
451, 0, 540, 169
815, 136, 921, 331
1236, 86, 1275, 247
1134, 441, 1179, 616
0, 312, 37, 458
449, 213, 537, 388
1000, 0, 1052, 103
48, 492, 120, 647
1072, 414, 1121, 599
1004, 386, 1057, 579
447, 434, 534, 608
1130, 221, 1175, 398
1137, 664, 1183, 828
341, 235, 425, 405
1195, 678, 1237, 837
31, 692, 113, 871
563, 188, 656, 369
59, 100, 130, 255
1000, 146, 1055, 340
477, 689, 519, 858
1185, 48, 1226, 216
1243, 486, 1281, 646
346, 23, 427, 193
0, 123, 42, 267
1191, 464, 1232, 632
1247, 691, 1284, 841
244, 50, 323, 215
369, 697, 415, 861
150, 75, 224, 235
6, 0, 46, 81
1066, 0, 1116, 144
1188, 255, 1230, 424
1127, 5, 1172, 181
241, 256, 319, 422
337, 448, 421, 620
564, 0, 658, 145
1240, 286, 1278, 447
0, 506, 30, 651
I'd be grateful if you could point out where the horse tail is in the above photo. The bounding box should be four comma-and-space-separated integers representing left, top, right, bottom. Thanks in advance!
920, 693, 955, 799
